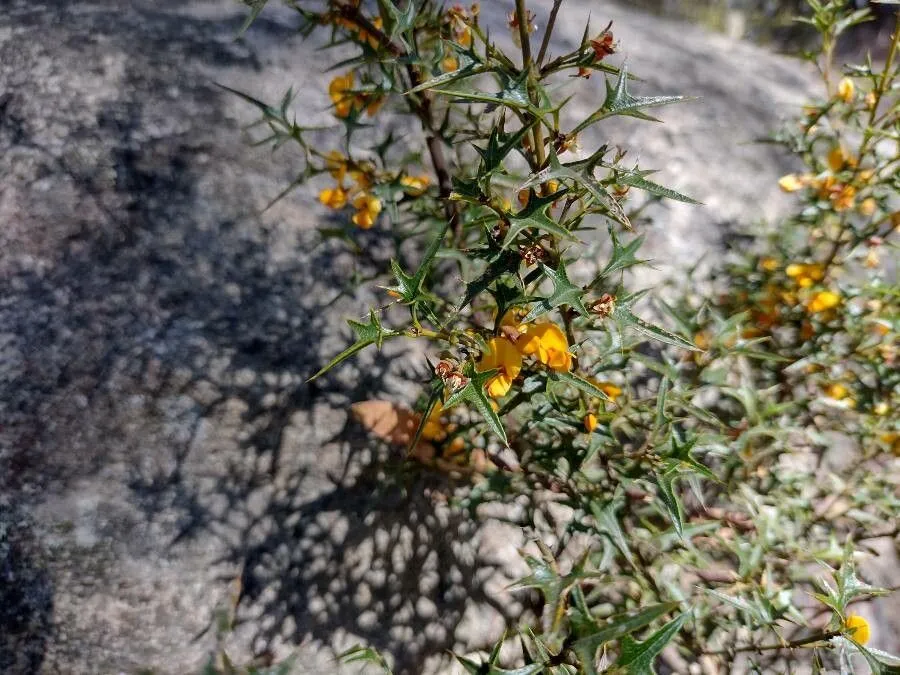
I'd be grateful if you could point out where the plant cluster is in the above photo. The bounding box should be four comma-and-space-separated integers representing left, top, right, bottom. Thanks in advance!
217, 0, 899, 672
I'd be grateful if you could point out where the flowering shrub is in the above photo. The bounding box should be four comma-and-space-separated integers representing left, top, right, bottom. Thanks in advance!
220, 0, 898, 672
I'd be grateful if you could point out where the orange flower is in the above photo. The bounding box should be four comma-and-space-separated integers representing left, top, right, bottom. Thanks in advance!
518, 323, 573, 372
329, 72, 356, 118
351, 192, 382, 229
845, 615, 870, 645
584, 413, 598, 433
778, 174, 806, 192
837, 77, 855, 103
477, 337, 522, 398
400, 174, 430, 195
785, 263, 824, 288
806, 290, 840, 314
590, 31, 616, 61
441, 54, 459, 73
319, 186, 348, 209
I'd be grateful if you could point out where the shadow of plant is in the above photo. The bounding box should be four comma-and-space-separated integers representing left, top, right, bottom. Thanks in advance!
0, 3, 522, 673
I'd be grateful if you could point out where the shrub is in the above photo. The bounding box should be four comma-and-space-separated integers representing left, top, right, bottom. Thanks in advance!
217, 0, 899, 672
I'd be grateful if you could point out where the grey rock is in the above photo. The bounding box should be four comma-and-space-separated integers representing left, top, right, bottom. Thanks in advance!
3, 2, 890, 675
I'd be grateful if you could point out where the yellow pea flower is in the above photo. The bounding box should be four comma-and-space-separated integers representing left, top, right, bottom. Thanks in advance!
329, 72, 356, 118
778, 174, 805, 192
400, 174, 430, 195
837, 77, 855, 103
584, 413, 598, 433
832, 184, 857, 211
828, 146, 849, 172
865, 91, 876, 109
477, 337, 522, 398
441, 54, 459, 73
325, 150, 348, 182
845, 615, 870, 645
319, 186, 348, 209
860, 198, 877, 216
421, 402, 447, 442
760, 257, 780, 272
518, 323, 573, 372
824, 383, 850, 400
597, 381, 622, 399
806, 290, 840, 314
786, 263, 825, 288
351, 192, 382, 229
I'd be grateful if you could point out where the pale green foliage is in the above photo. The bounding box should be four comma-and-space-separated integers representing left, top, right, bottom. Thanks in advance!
211, 0, 900, 672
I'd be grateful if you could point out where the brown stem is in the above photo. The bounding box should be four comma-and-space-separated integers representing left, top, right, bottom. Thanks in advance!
335, 4, 460, 241
536, 0, 563, 69
702, 631, 841, 657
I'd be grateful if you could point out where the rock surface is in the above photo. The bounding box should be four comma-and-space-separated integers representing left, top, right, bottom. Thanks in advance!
1, 1, 894, 674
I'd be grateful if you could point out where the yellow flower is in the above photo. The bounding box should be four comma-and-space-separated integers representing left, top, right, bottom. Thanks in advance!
760, 257, 780, 272
325, 150, 348, 182
828, 146, 849, 172
824, 383, 850, 400
441, 54, 459, 72
518, 323, 573, 372
880, 432, 900, 456
477, 337, 522, 398
584, 413, 598, 433
859, 198, 877, 217
400, 174, 430, 195
778, 174, 805, 192
865, 91, 876, 109
351, 192, 382, 229
329, 72, 356, 118
873, 402, 889, 416
785, 263, 824, 288
319, 186, 348, 209
421, 402, 447, 442
806, 290, 840, 314
597, 381, 622, 399
832, 184, 856, 211
837, 77, 855, 103
845, 614, 871, 645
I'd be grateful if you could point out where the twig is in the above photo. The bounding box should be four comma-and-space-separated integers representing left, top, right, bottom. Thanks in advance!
536, 0, 563, 69
702, 631, 841, 657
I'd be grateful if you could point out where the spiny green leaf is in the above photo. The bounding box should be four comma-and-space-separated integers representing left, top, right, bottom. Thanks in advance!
590, 499, 634, 566
573, 65, 687, 134
572, 602, 680, 671
458, 249, 521, 312
611, 167, 700, 204
611, 610, 691, 675
308, 311, 400, 381
614, 306, 701, 351
655, 468, 684, 538
502, 193, 578, 249
521, 261, 589, 322
238, 0, 269, 34
548, 371, 612, 401
339, 644, 393, 673
443, 361, 508, 446
408, 378, 445, 454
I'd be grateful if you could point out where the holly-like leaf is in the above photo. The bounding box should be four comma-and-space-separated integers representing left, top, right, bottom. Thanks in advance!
548, 371, 612, 401
502, 192, 578, 249
590, 499, 634, 566
458, 249, 521, 312
590, 229, 649, 285
572, 603, 680, 674
474, 120, 538, 175
573, 65, 687, 134
522, 261, 590, 322
613, 303, 700, 352
611, 610, 691, 675
611, 167, 700, 204
339, 644, 393, 673
655, 468, 684, 538
430, 70, 542, 115
308, 311, 401, 381
443, 361, 508, 446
